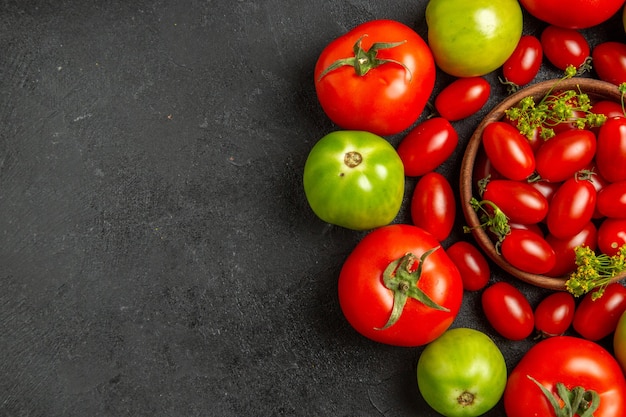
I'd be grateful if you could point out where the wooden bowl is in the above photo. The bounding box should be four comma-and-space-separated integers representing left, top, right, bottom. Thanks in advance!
460, 77, 626, 291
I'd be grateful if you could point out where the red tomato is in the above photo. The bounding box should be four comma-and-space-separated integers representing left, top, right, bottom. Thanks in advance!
472, 146, 502, 191
338, 224, 463, 346
519, 0, 626, 29
482, 121, 535, 181
597, 218, 626, 256
597, 180, 626, 219
434, 77, 491, 121
596, 117, 626, 183
445, 241, 490, 291
593, 42, 626, 86
481, 282, 534, 340
534, 292, 576, 337
411, 172, 456, 242
510, 222, 544, 237
592, 100, 625, 120
397, 117, 458, 177
540, 26, 590, 71
314, 20, 436, 136
546, 177, 597, 239
504, 336, 626, 417
535, 129, 596, 182
482, 179, 548, 224
573, 283, 626, 341
501, 229, 556, 274
545, 221, 597, 277
529, 180, 561, 204
502, 35, 543, 90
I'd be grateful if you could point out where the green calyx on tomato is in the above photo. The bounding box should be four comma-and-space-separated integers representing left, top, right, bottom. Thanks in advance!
527, 375, 599, 417
377, 248, 449, 330
317, 36, 411, 80
465, 197, 511, 250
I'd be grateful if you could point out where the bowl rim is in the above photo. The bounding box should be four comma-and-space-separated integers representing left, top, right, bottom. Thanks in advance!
460, 77, 626, 291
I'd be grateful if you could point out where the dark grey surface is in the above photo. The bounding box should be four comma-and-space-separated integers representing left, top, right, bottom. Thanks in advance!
1, 1, 624, 416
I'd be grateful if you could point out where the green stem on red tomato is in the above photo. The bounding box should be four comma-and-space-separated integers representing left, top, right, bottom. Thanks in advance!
527, 375, 600, 417
565, 244, 626, 299
377, 248, 449, 331
618, 82, 626, 116
464, 198, 511, 252
317, 36, 412, 81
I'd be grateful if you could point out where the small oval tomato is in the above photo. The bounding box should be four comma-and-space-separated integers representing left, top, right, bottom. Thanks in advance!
519, 0, 626, 29
504, 336, 626, 417
434, 77, 491, 121
597, 117, 626, 183
472, 147, 502, 191
446, 241, 490, 291
314, 19, 436, 136
397, 117, 458, 177
614, 310, 626, 373
593, 41, 626, 86
502, 35, 543, 90
534, 291, 576, 337
482, 121, 535, 181
545, 221, 597, 277
529, 180, 561, 204
417, 328, 507, 417
501, 229, 557, 274
546, 177, 596, 239
592, 100, 625, 120
541, 25, 590, 71
482, 282, 534, 340
597, 218, 626, 257
338, 224, 463, 346
573, 283, 626, 341
482, 179, 548, 224
597, 180, 626, 219
411, 172, 456, 242
303, 131, 404, 230
535, 129, 596, 182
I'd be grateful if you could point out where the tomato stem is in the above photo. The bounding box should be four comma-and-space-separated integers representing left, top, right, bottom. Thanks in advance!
376, 248, 449, 330
464, 198, 511, 252
527, 375, 600, 417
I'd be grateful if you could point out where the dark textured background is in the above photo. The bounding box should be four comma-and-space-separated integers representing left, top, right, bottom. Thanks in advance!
1, 1, 624, 416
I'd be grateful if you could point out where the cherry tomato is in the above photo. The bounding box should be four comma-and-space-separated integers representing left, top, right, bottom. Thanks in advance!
411, 172, 456, 242
529, 180, 560, 204
586, 160, 612, 218
534, 291, 576, 337
597, 218, 626, 257
540, 25, 590, 71
482, 121, 535, 181
573, 283, 626, 341
546, 177, 596, 239
482, 282, 534, 340
482, 179, 548, 224
501, 35, 543, 90
545, 221, 597, 277
535, 129, 596, 182
596, 117, 626, 183
501, 229, 556, 275
314, 20, 436, 136
397, 117, 458, 177
472, 146, 502, 192
597, 180, 626, 219
592, 41, 626, 86
510, 222, 544, 237
592, 100, 625, 120
434, 77, 491, 121
446, 241, 490, 291
519, 0, 626, 29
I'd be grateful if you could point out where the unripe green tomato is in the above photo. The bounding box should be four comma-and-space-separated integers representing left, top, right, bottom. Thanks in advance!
615, 309, 626, 374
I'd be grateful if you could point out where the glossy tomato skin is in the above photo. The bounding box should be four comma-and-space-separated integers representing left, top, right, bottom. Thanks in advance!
502, 35, 543, 88
434, 77, 491, 121
535, 129, 596, 182
592, 100, 625, 120
597, 117, 626, 183
534, 292, 576, 337
545, 221, 597, 277
519, 0, 626, 29
482, 282, 534, 340
614, 310, 626, 373
446, 241, 490, 291
338, 224, 463, 347
597, 218, 626, 256
504, 336, 626, 417
314, 20, 435, 136
303, 131, 404, 231
546, 177, 596, 239
501, 229, 556, 274
472, 147, 502, 191
417, 328, 507, 417
573, 283, 626, 341
482, 121, 535, 181
411, 172, 455, 242
482, 179, 548, 224
397, 117, 458, 177
597, 180, 626, 219
593, 41, 626, 86
540, 25, 590, 70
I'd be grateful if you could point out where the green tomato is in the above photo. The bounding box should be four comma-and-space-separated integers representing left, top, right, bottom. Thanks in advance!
426, 0, 523, 77
303, 130, 404, 231
417, 328, 507, 417
615, 309, 626, 374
